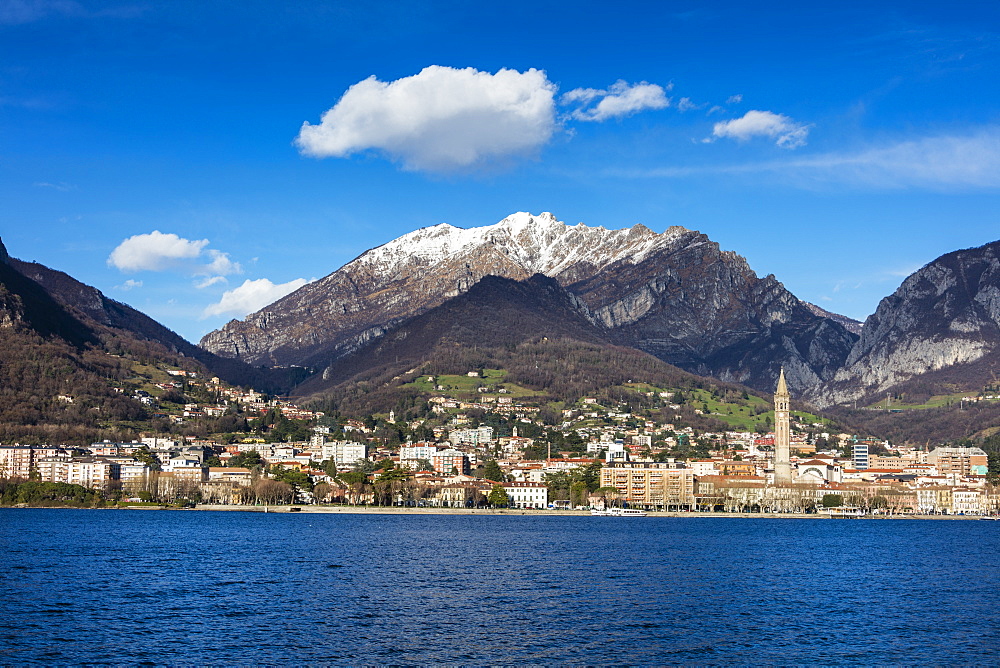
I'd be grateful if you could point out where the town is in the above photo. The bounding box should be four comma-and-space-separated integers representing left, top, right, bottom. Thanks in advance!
1, 368, 996, 516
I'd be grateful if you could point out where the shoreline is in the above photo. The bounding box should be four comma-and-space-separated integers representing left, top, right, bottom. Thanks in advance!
159, 504, 995, 519
3, 504, 993, 519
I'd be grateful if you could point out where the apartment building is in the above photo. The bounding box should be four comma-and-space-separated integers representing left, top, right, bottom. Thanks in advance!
36, 457, 120, 491
600, 462, 695, 509
0, 446, 70, 479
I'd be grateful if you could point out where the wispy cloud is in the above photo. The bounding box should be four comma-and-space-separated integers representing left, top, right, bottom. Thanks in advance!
782, 128, 1000, 189
113, 279, 142, 291
0, 0, 143, 24
614, 126, 1000, 191
33, 181, 76, 191
562, 80, 670, 122
195, 275, 227, 289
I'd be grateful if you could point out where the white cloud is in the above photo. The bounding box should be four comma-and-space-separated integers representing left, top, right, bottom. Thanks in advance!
711, 110, 811, 148
33, 181, 76, 191
784, 128, 1000, 189
676, 97, 703, 112
203, 249, 241, 276
612, 126, 1000, 191
114, 279, 142, 291
296, 66, 557, 172
202, 278, 311, 319
726, 94, 743, 104
108, 230, 242, 276
563, 80, 670, 122
195, 276, 227, 289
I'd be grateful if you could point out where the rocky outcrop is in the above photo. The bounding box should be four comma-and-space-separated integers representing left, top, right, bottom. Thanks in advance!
808, 240, 1000, 407
200, 212, 858, 395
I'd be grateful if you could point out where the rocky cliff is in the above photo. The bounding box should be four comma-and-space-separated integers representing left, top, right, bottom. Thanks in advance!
200, 212, 858, 395
808, 240, 1000, 407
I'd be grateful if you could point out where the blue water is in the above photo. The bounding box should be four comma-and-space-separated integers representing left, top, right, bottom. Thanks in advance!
1, 510, 998, 665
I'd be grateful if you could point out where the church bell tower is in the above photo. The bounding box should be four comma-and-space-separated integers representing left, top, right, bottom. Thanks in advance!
773, 367, 792, 485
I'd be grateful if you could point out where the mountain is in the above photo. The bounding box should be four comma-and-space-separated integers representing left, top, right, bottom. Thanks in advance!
0, 236, 312, 443
295, 272, 611, 398
0, 237, 157, 443
9, 258, 303, 394
0, 243, 99, 348
295, 273, 785, 429
809, 240, 1000, 407
201, 212, 858, 396
803, 302, 863, 336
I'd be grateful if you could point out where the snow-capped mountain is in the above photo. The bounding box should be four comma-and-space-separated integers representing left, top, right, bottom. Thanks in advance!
199, 212, 859, 395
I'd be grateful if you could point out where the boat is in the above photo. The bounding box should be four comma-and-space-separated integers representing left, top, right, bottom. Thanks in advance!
591, 508, 647, 517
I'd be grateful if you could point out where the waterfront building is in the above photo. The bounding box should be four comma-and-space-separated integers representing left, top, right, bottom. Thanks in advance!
502, 481, 548, 509
0, 445, 69, 479
600, 462, 695, 510
35, 456, 120, 491
773, 368, 792, 485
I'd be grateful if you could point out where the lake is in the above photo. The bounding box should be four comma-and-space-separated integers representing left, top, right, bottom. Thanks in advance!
1, 509, 998, 664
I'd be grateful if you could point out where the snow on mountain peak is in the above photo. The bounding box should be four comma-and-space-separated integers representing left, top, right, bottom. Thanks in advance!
353, 212, 694, 278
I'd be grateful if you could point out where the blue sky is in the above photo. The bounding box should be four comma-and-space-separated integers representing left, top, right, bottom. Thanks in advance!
2, 0, 999, 343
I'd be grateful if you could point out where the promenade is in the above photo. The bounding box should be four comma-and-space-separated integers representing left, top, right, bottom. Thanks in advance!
186, 504, 982, 519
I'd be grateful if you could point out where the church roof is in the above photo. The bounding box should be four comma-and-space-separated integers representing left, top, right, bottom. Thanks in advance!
776, 367, 789, 396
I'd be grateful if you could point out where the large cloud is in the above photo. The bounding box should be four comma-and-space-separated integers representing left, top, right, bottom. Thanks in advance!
562, 80, 670, 122
296, 66, 558, 172
711, 110, 810, 148
108, 231, 242, 276
203, 277, 311, 318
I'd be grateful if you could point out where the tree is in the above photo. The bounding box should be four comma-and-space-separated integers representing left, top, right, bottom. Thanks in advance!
271, 466, 313, 492
821, 494, 843, 508
593, 486, 620, 509
488, 483, 510, 508
482, 459, 506, 482
133, 445, 162, 472
227, 450, 265, 470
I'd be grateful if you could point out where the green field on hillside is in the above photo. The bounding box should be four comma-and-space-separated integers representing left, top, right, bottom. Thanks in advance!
865, 391, 978, 410
404, 369, 544, 399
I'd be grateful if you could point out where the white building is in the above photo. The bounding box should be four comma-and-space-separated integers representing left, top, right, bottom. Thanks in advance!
400, 443, 439, 461
320, 441, 367, 467
952, 489, 984, 515
36, 457, 120, 491
449, 426, 494, 447
503, 481, 548, 509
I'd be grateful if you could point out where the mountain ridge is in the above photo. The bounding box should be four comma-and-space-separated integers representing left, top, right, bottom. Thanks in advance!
809, 239, 1000, 407
200, 212, 859, 397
